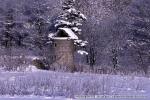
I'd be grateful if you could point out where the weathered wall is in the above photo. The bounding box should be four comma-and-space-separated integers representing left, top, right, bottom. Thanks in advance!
52, 39, 75, 72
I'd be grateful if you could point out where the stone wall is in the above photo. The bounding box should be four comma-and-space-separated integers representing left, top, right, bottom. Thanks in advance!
52, 39, 75, 72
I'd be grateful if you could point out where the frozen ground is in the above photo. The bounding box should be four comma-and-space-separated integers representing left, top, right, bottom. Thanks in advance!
0, 96, 72, 100
0, 70, 150, 100
0, 96, 147, 100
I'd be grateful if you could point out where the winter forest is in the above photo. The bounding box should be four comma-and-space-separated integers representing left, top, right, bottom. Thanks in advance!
0, 0, 150, 99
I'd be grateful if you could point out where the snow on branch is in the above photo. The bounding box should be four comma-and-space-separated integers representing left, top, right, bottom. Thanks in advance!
77, 50, 88, 55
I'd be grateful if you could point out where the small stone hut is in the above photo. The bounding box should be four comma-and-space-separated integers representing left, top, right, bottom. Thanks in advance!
50, 28, 78, 72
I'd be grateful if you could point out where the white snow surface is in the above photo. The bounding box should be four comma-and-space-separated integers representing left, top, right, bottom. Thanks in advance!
55, 20, 72, 27
80, 13, 87, 20
67, 8, 76, 13
48, 33, 54, 38
25, 65, 40, 72
74, 40, 88, 46
66, 8, 87, 20
0, 96, 72, 100
77, 50, 88, 55
0, 71, 150, 100
49, 28, 78, 40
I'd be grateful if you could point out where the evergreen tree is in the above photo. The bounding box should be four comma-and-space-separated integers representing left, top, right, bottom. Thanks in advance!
55, 0, 87, 46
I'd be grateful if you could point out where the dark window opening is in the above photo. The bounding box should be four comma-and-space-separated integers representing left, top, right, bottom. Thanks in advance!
57, 30, 68, 37
53, 43, 57, 47
52, 55, 57, 61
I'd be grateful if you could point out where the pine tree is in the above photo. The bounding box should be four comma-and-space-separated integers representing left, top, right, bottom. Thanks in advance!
55, 0, 87, 46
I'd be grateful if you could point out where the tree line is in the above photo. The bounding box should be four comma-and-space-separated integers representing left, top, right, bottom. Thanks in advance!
0, 0, 149, 76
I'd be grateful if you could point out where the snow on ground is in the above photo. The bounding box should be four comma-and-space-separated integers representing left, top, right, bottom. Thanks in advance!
0, 96, 71, 100
0, 71, 150, 100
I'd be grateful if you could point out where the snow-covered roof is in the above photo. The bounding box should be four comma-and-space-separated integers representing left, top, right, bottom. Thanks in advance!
54, 28, 78, 40
50, 37, 69, 40
59, 28, 78, 39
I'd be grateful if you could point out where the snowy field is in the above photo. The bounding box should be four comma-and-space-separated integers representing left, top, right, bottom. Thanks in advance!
0, 70, 150, 100
0, 96, 73, 100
